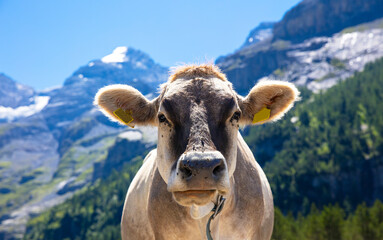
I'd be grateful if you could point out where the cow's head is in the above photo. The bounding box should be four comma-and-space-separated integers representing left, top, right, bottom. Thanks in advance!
95, 64, 299, 210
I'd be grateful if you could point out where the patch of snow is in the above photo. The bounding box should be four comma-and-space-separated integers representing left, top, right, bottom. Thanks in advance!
254, 28, 273, 42
118, 131, 143, 141
101, 46, 130, 63
0, 96, 50, 121
135, 61, 147, 69
56, 121, 73, 127
39, 85, 61, 93
368, 33, 374, 38
88, 62, 95, 67
139, 126, 158, 144
44, 101, 66, 108
340, 32, 358, 47
15, 83, 30, 91
56, 177, 77, 192
83, 122, 120, 140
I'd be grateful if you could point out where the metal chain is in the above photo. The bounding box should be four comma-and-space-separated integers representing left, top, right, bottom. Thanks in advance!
206, 195, 226, 240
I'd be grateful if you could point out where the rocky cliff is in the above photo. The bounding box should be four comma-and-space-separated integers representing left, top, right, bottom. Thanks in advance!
218, 18, 383, 95
273, 0, 383, 43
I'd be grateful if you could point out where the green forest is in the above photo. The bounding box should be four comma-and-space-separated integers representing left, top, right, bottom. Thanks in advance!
24, 58, 383, 239
24, 158, 143, 240
273, 200, 383, 240
245, 58, 383, 213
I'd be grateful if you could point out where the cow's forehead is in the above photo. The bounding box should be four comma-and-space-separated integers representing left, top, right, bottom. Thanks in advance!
162, 77, 234, 101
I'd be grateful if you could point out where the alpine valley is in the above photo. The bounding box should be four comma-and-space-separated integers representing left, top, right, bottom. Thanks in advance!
1, 0, 383, 239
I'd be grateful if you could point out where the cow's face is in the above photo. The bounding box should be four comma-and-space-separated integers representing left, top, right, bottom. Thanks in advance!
156, 77, 239, 206
95, 65, 299, 208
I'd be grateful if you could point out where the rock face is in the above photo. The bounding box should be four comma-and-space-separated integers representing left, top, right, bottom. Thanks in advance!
241, 22, 275, 48
0, 74, 35, 108
218, 0, 383, 95
0, 47, 165, 239
218, 17, 383, 95
273, 0, 383, 43
216, 43, 290, 95
277, 25, 383, 92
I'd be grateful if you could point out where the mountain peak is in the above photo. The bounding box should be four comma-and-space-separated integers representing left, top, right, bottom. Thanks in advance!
101, 46, 129, 63
100, 46, 152, 64
63, 46, 167, 89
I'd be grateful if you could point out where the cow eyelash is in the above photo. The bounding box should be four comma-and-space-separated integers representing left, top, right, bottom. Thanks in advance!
231, 111, 241, 122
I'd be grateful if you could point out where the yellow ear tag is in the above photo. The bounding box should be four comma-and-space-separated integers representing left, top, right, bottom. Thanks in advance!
252, 107, 271, 124
113, 108, 134, 127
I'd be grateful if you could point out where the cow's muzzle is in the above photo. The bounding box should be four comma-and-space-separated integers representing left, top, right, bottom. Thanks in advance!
168, 151, 230, 206
179, 151, 225, 181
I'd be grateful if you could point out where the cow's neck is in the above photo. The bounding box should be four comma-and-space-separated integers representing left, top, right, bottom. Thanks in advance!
190, 201, 215, 219
191, 178, 236, 239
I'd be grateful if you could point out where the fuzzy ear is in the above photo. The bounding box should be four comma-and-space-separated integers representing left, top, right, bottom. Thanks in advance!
94, 84, 159, 126
239, 80, 300, 125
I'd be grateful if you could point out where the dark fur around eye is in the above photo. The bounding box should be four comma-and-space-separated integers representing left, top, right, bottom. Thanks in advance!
231, 111, 241, 122
158, 114, 167, 123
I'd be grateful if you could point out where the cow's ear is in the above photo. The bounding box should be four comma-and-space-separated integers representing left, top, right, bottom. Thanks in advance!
94, 84, 159, 127
239, 80, 300, 125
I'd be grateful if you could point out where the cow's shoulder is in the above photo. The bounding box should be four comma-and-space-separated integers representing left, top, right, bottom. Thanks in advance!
121, 149, 157, 240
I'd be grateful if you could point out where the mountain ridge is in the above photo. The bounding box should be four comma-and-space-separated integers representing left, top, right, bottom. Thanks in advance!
0, 47, 166, 239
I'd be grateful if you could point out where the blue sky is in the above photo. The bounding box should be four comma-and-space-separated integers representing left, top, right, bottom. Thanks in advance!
0, 0, 301, 90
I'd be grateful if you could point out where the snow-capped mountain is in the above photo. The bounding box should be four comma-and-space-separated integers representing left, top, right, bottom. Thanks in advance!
42, 46, 167, 129
0, 47, 167, 238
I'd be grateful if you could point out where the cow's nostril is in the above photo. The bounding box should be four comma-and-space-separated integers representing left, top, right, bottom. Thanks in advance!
179, 166, 193, 178
213, 164, 225, 177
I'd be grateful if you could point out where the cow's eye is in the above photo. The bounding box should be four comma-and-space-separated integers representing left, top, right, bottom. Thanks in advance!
231, 111, 241, 122
158, 114, 167, 123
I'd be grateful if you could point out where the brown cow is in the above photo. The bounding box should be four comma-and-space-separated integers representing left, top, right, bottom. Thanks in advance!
95, 64, 299, 240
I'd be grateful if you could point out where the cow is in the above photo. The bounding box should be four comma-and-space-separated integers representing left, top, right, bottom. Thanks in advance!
95, 64, 299, 240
